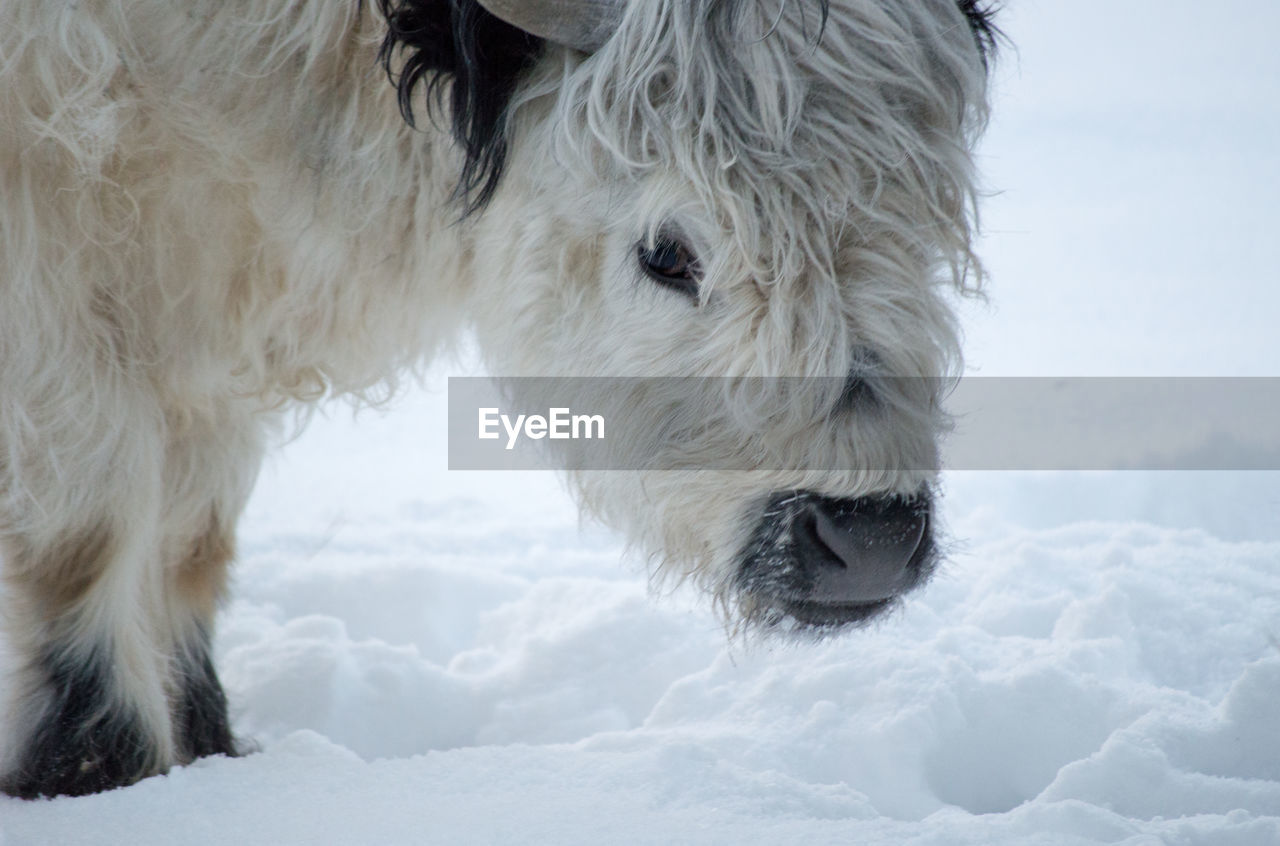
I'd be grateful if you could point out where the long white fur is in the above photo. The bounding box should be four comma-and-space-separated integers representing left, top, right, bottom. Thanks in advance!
472, 0, 989, 611
0, 0, 989, 781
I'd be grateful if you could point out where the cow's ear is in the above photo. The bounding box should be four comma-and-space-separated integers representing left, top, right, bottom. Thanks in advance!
378, 0, 543, 214
956, 1, 1001, 69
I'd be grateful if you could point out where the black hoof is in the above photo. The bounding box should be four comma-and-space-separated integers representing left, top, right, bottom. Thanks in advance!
2, 647, 155, 799
175, 627, 238, 761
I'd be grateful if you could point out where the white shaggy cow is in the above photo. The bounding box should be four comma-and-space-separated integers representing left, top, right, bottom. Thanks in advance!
0, 0, 997, 797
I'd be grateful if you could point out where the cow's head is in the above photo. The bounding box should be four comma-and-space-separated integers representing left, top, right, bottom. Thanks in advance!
381, 0, 998, 633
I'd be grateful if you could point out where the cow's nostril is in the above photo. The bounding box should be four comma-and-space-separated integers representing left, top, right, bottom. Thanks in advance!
792, 510, 845, 570
799, 495, 930, 603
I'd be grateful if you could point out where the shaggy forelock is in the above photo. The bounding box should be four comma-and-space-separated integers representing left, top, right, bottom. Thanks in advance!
537, 0, 992, 298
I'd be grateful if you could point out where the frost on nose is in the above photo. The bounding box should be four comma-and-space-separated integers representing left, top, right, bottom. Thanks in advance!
734, 490, 937, 632
803, 495, 930, 602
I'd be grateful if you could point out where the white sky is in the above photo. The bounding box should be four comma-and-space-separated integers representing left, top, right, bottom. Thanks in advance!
962, 0, 1280, 376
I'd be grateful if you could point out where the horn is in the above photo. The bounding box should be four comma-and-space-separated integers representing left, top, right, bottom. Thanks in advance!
476, 0, 625, 53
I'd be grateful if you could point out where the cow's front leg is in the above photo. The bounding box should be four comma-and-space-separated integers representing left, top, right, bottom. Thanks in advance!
169, 515, 239, 764
0, 520, 178, 798
0, 410, 262, 798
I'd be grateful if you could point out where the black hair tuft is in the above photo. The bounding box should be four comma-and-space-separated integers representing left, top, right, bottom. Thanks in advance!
957, 1, 1002, 69
377, 0, 544, 215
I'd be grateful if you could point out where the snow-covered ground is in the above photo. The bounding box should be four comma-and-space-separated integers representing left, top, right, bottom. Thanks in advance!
5, 2, 1280, 844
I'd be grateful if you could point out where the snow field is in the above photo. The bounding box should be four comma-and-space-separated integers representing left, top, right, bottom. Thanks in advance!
6, 444, 1277, 843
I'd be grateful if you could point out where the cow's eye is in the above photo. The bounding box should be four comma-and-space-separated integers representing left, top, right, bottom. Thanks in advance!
637, 237, 701, 300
